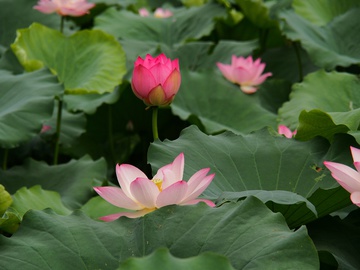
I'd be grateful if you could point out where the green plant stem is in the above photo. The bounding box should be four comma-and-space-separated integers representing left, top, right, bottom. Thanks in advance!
53, 98, 63, 165
152, 106, 159, 141
2, 149, 8, 171
293, 42, 303, 81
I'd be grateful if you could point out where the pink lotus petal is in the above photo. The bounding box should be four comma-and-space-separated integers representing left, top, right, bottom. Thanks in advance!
350, 191, 360, 207
240, 85, 258, 94
351, 147, 360, 171
147, 85, 167, 106
131, 65, 157, 97
116, 164, 148, 199
149, 62, 172, 85
183, 173, 215, 203
99, 208, 155, 221
278, 125, 294, 139
34, 0, 95, 16
180, 199, 215, 207
93, 186, 142, 210
252, 72, 272, 85
130, 178, 159, 209
216, 63, 235, 83
156, 153, 185, 189
232, 67, 253, 85
323, 161, 360, 193
156, 181, 188, 208
162, 69, 181, 97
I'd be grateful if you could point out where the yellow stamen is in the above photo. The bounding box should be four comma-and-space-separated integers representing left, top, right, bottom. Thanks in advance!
152, 179, 163, 191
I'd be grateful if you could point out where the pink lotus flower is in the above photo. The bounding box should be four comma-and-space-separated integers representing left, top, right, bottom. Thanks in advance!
138, 8, 150, 17
94, 153, 215, 221
217, 55, 272, 94
278, 125, 297, 138
154, 8, 173, 18
131, 53, 181, 106
324, 146, 360, 207
33, 0, 95, 16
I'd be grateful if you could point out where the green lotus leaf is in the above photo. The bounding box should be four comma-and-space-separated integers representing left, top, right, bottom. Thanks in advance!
292, 0, 360, 26
0, 156, 106, 209
171, 69, 277, 134
11, 23, 126, 94
94, 3, 226, 47
12, 186, 72, 217
118, 248, 235, 270
280, 8, 360, 69
0, 69, 63, 148
149, 125, 354, 225
0, 198, 319, 269
278, 70, 360, 133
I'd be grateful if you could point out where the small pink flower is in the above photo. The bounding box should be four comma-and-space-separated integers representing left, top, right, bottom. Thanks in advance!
40, 124, 52, 133
138, 8, 150, 17
154, 8, 173, 18
324, 146, 360, 207
131, 53, 181, 106
94, 153, 215, 221
278, 125, 297, 139
33, 0, 95, 16
217, 55, 272, 94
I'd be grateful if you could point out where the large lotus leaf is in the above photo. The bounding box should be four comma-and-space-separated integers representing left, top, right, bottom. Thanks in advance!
94, 3, 226, 47
295, 109, 360, 143
11, 23, 126, 94
0, 156, 106, 209
167, 40, 259, 71
307, 212, 360, 270
12, 186, 72, 217
279, 8, 360, 69
278, 70, 360, 130
216, 190, 317, 228
292, 0, 360, 26
0, 0, 60, 47
148, 125, 354, 223
64, 86, 121, 114
261, 44, 318, 83
0, 198, 319, 269
234, 0, 278, 28
171, 69, 277, 134
118, 248, 234, 270
0, 68, 63, 148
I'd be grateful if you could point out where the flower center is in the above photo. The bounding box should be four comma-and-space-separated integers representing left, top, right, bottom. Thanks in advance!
151, 178, 163, 191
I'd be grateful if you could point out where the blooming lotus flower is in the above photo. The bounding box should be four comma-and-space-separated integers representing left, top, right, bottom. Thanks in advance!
33, 0, 95, 16
154, 8, 173, 18
94, 153, 215, 221
324, 146, 360, 207
217, 55, 272, 94
131, 53, 181, 106
278, 125, 297, 138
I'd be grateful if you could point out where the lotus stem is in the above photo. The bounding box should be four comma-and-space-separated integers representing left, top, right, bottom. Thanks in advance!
53, 97, 63, 165
152, 106, 159, 141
